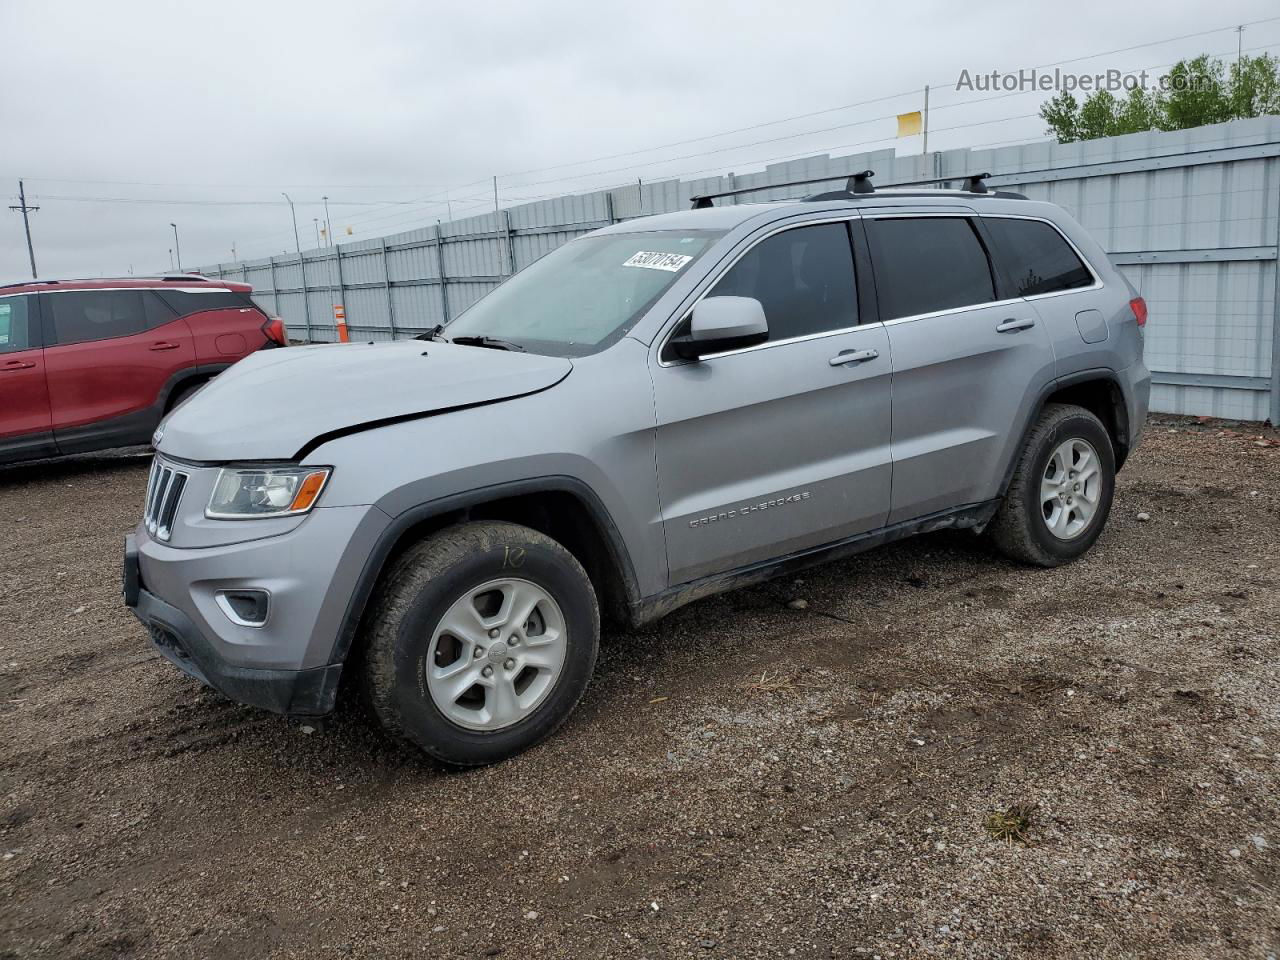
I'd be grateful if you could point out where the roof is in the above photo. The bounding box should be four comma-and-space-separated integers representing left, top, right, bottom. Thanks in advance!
0, 274, 250, 296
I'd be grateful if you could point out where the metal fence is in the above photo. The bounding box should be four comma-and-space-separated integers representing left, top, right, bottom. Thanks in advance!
203, 115, 1280, 424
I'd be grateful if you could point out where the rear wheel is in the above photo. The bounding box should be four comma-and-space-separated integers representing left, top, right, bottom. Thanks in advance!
988, 403, 1115, 567
360, 521, 599, 766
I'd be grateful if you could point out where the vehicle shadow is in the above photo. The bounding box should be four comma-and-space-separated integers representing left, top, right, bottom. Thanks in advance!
0, 447, 152, 486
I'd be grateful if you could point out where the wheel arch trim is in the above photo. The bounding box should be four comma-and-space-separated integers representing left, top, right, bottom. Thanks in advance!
328, 475, 641, 667
1000, 367, 1128, 497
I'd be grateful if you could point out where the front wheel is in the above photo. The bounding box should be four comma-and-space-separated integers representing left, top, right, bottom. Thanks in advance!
988, 403, 1116, 567
360, 521, 599, 766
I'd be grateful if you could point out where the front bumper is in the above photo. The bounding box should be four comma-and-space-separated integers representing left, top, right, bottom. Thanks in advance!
125, 534, 342, 715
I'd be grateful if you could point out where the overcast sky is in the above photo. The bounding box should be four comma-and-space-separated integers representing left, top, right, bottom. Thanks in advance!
2, 0, 1277, 281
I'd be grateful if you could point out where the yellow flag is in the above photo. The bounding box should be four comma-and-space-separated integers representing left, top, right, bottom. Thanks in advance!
896, 111, 922, 137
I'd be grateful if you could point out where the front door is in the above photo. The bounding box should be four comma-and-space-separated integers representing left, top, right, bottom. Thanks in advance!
0, 293, 56, 461
652, 221, 893, 586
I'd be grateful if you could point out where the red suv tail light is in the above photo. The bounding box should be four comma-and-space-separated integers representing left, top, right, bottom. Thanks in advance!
262, 317, 289, 346
1129, 296, 1147, 328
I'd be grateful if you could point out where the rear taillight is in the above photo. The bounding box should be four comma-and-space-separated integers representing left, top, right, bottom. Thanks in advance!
262, 316, 288, 346
1129, 296, 1147, 328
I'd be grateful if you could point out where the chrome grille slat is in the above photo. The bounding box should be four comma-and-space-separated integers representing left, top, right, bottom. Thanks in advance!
143, 459, 189, 542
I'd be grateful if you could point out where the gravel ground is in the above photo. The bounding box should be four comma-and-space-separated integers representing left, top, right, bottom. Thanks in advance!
1, 415, 1278, 960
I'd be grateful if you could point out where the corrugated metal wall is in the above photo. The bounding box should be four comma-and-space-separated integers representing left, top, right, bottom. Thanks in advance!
202, 116, 1280, 423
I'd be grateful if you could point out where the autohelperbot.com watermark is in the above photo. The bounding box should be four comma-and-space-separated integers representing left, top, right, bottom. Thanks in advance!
956, 68, 1213, 95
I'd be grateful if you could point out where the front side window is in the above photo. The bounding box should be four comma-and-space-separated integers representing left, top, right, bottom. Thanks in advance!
983, 217, 1094, 296
0, 295, 33, 354
707, 222, 857, 341
865, 217, 996, 321
48, 290, 147, 345
445, 230, 722, 357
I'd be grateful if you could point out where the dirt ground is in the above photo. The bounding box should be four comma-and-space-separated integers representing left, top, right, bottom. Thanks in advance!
1, 415, 1278, 960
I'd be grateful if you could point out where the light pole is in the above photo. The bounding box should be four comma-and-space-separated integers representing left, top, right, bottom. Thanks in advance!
313, 217, 321, 248
322, 195, 333, 247
280, 191, 312, 340
168, 248, 174, 271
170, 223, 182, 271
281, 192, 302, 255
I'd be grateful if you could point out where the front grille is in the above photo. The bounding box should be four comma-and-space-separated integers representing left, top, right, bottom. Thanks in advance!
144, 459, 189, 542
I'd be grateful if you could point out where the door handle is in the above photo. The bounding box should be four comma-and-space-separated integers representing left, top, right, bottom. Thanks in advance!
149, 341, 181, 351
829, 348, 879, 366
996, 318, 1036, 333
1, 359, 36, 371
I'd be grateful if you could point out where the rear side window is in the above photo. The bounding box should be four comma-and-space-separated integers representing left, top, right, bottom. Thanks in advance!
0, 295, 33, 353
708, 222, 857, 341
156, 289, 255, 316
47, 291, 147, 345
983, 217, 1094, 296
865, 217, 995, 321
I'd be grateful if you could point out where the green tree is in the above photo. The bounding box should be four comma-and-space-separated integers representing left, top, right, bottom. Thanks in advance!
1230, 53, 1280, 118
1039, 53, 1280, 143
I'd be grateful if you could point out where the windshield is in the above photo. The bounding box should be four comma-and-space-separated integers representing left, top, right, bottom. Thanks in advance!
444, 229, 723, 356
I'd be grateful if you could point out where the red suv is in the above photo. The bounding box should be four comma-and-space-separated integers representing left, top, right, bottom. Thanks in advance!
0, 275, 287, 465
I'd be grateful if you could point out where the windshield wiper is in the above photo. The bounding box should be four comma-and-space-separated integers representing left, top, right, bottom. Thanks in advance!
449, 335, 525, 352
414, 323, 448, 342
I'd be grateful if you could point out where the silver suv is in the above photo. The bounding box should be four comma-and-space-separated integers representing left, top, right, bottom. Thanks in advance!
125, 174, 1151, 765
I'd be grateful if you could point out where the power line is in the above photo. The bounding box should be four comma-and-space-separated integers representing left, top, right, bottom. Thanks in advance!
29, 194, 445, 207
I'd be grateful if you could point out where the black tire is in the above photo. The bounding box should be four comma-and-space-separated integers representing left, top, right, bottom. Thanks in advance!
165, 380, 205, 414
360, 520, 599, 766
988, 403, 1116, 567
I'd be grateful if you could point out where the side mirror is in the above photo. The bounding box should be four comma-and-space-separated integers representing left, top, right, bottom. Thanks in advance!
670, 296, 769, 361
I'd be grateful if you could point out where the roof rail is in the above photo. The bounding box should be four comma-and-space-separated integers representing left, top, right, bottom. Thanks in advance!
690, 170, 1025, 208
0, 273, 219, 291
0, 278, 64, 290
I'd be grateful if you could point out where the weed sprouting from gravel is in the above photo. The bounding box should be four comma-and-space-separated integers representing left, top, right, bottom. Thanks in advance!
985, 802, 1038, 845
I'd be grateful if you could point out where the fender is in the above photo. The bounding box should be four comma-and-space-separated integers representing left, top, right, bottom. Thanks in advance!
328, 475, 642, 666
999, 366, 1129, 496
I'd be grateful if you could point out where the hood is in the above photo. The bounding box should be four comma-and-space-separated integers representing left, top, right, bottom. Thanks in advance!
157, 340, 572, 462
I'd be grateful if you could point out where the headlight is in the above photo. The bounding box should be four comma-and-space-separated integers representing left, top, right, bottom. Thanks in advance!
206, 466, 332, 519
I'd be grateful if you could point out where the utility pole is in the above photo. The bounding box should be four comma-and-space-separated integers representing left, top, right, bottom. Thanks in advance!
170, 223, 182, 271
168, 248, 175, 271
1237, 24, 1245, 66
922, 84, 930, 156
8, 180, 39, 279
313, 218, 321, 248
322, 195, 333, 248
230, 242, 237, 261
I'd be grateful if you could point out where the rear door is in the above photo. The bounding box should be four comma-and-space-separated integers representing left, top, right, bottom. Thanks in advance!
866, 214, 1057, 524
0, 293, 56, 461
652, 219, 893, 585
41, 289, 196, 453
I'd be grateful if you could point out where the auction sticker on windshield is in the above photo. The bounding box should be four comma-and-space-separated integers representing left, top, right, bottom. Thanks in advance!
623, 251, 694, 272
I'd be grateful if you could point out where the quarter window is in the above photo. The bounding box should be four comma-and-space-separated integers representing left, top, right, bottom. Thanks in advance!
156, 290, 255, 315
983, 217, 1094, 296
0, 296, 33, 353
48, 290, 147, 345
865, 217, 996, 321
707, 223, 858, 341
